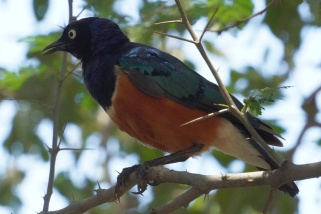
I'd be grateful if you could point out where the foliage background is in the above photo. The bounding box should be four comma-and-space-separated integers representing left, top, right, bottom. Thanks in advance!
0, 0, 321, 213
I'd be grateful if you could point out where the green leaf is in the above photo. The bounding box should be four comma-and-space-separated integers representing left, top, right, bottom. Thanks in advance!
211, 0, 254, 29
0, 70, 32, 91
242, 86, 292, 116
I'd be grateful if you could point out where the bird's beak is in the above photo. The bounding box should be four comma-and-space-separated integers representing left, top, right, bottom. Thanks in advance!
42, 39, 68, 55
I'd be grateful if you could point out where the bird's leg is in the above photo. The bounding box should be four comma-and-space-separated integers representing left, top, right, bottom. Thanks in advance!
115, 143, 204, 195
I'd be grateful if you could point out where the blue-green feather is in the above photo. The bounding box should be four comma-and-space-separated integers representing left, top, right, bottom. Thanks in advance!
118, 45, 237, 110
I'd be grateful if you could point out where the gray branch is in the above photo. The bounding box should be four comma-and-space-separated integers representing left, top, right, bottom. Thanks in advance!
41, 161, 321, 214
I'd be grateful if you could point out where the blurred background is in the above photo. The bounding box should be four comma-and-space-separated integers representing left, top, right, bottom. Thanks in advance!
0, 0, 321, 213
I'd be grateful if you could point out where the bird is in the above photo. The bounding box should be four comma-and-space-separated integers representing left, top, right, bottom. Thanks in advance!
43, 17, 299, 197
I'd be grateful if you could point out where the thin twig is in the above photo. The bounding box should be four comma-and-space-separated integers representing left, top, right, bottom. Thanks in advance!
42, 0, 73, 212
175, 0, 198, 42
286, 85, 321, 159
152, 187, 203, 214
262, 187, 275, 214
62, 61, 82, 81
213, 0, 278, 34
42, 53, 68, 212
75, 3, 89, 19
199, 8, 218, 42
59, 147, 94, 151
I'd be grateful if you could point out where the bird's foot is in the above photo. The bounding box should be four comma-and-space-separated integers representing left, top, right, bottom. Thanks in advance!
132, 163, 152, 195
115, 162, 158, 196
115, 164, 139, 195
115, 144, 204, 195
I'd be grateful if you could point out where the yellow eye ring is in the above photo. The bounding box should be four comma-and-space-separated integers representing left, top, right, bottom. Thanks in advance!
68, 29, 77, 39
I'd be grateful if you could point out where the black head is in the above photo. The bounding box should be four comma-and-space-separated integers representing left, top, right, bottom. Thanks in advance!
43, 17, 129, 60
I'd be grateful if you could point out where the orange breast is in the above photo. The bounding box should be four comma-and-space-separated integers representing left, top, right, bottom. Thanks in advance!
107, 70, 224, 154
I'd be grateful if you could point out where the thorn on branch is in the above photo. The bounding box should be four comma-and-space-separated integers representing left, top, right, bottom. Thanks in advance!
97, 181, 102, 189
181, 108, 228, 126
59, 147, 94, 152
154, 31, 195, 44
45, 144, 61, 154
154, 19, 182, 25
203, 193, 210, 202
221, 173, 229, 181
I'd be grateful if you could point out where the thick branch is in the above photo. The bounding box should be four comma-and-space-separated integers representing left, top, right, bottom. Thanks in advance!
43, 162, 321, 214
148, 162, 321, 192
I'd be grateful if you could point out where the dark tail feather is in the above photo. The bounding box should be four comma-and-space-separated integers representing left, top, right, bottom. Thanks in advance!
279, 182, 299, 198
251, 139, 299, 197
256, 166, 299, 197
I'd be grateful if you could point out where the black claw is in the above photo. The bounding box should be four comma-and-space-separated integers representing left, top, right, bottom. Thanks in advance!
115, 164, 140, 195
115, 162, 152, 195
133, 163, 150, 194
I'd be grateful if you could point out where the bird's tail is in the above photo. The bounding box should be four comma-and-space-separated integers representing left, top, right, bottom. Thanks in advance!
251, 139, 299, 197
278, 182, 299, 198
256, 164, 299, 197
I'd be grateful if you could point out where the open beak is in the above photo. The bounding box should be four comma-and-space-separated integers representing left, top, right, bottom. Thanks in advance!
42, 39, 68, 55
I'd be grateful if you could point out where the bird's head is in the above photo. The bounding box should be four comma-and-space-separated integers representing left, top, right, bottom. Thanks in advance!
43, 17, 129, 60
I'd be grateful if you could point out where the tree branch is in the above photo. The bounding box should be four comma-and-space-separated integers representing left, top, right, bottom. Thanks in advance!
42, 0, 73, 212
152, 186, 203, 214
286, 85, 321, 159
42, 162, 321, 214
39, 171, 138, 214
42, 53, 68, 212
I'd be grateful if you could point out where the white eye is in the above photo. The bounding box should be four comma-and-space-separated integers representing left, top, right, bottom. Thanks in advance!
68, 29, 77, 39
